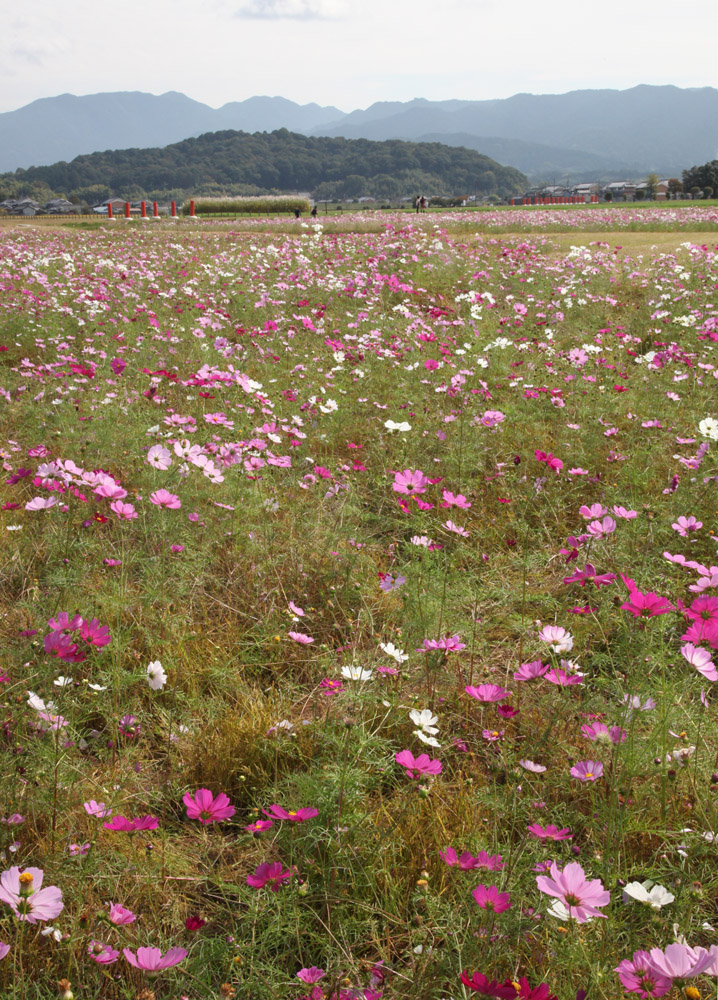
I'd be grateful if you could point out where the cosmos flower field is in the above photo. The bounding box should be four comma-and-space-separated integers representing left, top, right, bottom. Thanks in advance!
0, 208, 717, 1000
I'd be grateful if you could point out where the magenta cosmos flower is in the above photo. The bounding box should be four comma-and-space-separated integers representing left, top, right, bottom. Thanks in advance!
104, 815, 159, 832
465, 684, 510, 702
514, 660, 548, 682
615, 951, 672, 997
123, 946, 187, 971
297, 967, 326, 984
0, 867, 63, 923
183, 788, 235, 824
423, 634, 466, 651
109, 902, 137, 924
440, 848, 504, 870
88, 940, 120, 964
150, 489, 181, 509
570, 760, 603, 782
536, 861, 609, 922
527, 824, 572, 841
459, 971, 516, 997
246, 862, 292, 891
472, 884, 512, 913
262, 804, 319, 822
392, 468, 429, 495
395, 749, 442, 779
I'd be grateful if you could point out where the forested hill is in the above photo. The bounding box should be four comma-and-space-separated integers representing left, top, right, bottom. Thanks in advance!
1, 129, 527, 203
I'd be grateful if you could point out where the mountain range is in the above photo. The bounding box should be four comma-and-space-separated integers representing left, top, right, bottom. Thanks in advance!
2, 85, 717, 180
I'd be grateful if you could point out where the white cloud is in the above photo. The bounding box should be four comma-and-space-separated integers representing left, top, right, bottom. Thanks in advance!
236, 0, 346, 18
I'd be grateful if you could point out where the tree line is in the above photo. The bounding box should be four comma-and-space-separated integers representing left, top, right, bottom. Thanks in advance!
0, 129, 527, 204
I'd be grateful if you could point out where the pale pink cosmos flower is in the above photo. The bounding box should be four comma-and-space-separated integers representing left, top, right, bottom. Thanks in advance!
545, 668, 583, 686
288, 631, 314, 644
672, 515, 702, 537
519, 760, 547, 773
538, 625, 574, 653
392, 468, 429, 495
536, 861, 609, 922
443, 520, 469, 537
570, 760, 604, 782
0, 942, 9, 961
94, 482, 128, 501
480, 410, 505, 428
288, 601, 305, 616
25, 497, 58, 511
423, 635, 466, 651
680, 643, 718, 681
147, 445, 172, 470
183, 789, 235, 825
581, 722, 626, 744
88, 940, 120, 965
150, 489, 181, 509
646, 942, 716, 980
612, 505, 638, 519
0, 867, 64, 923
83, 800, 110, 818
123, 946, 187, 971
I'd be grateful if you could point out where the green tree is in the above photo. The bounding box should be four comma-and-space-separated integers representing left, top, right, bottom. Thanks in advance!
645, 173, 660, 199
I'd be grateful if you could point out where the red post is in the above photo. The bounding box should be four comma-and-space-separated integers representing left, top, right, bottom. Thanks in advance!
124, 202, 130, 219
153, 201, 159, 217
141, 201, 147, 218
171, 201, 177, 218
190, 200, 196, 218
107, 203, 113, 219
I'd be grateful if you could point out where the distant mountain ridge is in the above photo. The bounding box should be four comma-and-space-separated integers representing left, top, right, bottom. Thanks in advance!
1, 85, 717, 180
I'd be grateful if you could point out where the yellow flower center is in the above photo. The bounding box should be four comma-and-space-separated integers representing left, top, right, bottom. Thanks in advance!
18, 873, 34, 885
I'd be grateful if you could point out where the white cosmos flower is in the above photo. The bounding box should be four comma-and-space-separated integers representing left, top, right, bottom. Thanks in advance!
341, 666, 373, 681
87, 683, 107, 692
53, 676, 73, 688
415, 730, 441, 747
409, 708, 439, 733
27, 691, 56, 713
380, 641, 408, 663
547, 900, 595, 923
698, 417, 718, 441
623, 880, 675, 910
147, 660, 167, 690
385, 420, 412, 433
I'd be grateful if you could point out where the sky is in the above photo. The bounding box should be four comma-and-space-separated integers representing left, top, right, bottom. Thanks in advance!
2, 0, 717, 114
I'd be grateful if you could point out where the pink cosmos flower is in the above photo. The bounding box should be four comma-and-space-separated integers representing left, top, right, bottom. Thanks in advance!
94, 482, 128, 501
514, 660, 548, 682
481, 410, 505, 428
79, 618, 111, 646
288, 601, 305, 616
586, 516, 617, 539
246, 862, 292, 891
25, 496, 58, 511
528, 824, 572, 841
150, 489, 181, 509
472, 884, 512, 913
319, 678, 344, 695
262, 804, 319, 822
392, 469, 429, 495
297, 967, 326, 984
520, 760, 547, 773
88, 940, 120, 965
109, 903, 137, 924
615, 952, 673, 997
103, 815, 159, 832
570, 760, 604, 782
579, 503, 607, 519
442, 490, 471, 509
536, 861, 609, 922
123, 946, 187, 971
562, 564, 616, 588
443, 520, 469, 536
110, 500, 138, 520
465, 684, 511, 702
482, 729, 504, 741
423, 634, 466, 652
545, 668, 583, 686
183, 789, 235, 824
288, 631, 314, 644
440, 848, 504, 870
672, 515, 702, 536
621, 589, 675, 618
680, 642, 718, 681
612, 505, 638, 519
48, 612, 82, 632
44, 631, 85, 662
0, 943, 9, 961
394, 749, 442, 779
0, 867, 64, 923
243, 819, 274, 834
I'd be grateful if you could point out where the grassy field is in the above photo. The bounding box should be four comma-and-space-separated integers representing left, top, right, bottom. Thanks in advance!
0, 207, 717, 1000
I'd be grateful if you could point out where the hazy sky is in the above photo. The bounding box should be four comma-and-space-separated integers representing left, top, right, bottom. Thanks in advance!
2, 0, 717, 113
